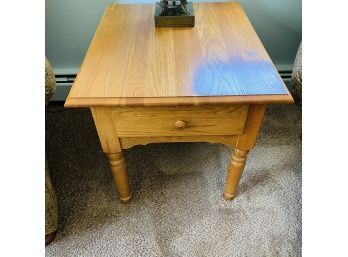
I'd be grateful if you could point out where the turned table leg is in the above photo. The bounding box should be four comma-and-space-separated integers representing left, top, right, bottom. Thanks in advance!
224, 149, 249, 200
91, 107, 133, 203
107, 152, 132, 203
223, 105, 266, 200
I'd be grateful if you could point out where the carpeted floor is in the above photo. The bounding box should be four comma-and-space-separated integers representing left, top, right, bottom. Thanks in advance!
45, 104, 302, 257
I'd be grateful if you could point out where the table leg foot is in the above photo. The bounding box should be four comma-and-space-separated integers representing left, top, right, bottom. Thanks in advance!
224, 148, 249, 201
119, 193, 133, 203
223, 192, 235, 201
107, 152, 132, 203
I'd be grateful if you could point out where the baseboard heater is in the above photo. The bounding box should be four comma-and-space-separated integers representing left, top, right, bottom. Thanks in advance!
51, 71, 293, 101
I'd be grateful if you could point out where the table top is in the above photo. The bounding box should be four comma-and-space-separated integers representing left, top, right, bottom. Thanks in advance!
65, 2, 293, 107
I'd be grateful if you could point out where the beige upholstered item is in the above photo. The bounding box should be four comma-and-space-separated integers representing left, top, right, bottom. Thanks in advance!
45, 160, 58, 235
45, 58, 56, 105
291, 43, 302, 106
45, 58, 58, 245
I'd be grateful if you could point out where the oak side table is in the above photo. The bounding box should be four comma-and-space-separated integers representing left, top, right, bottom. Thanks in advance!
65, 3, 293, 203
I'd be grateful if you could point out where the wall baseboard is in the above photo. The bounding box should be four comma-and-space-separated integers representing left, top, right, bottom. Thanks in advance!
51, 65, 294, 101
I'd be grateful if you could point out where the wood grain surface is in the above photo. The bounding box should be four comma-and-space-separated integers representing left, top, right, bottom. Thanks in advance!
65, 3, 293, 107
90, 107, 122, 153
234, 104, 267, 150
119, 135, 238, 149
110, 105, 248, 137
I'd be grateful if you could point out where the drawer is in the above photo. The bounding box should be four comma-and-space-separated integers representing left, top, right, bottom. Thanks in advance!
110, 105, 249, 137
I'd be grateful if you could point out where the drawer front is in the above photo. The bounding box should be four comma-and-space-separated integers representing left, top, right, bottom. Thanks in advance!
111, 105, 249, 137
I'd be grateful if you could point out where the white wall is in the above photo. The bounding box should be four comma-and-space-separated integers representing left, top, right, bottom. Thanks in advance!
46, 0, 301, 75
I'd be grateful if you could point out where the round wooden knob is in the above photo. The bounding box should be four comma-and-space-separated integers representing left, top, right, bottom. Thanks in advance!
174, 120, 186, 129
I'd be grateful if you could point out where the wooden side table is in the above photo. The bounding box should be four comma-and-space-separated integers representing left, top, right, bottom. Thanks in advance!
65, 3, 293, 203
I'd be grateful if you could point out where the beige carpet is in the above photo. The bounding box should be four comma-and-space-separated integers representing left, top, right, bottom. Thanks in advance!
45, 104, 302, 257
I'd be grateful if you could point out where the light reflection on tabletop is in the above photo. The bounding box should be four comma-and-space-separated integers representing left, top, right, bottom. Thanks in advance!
193, 58, 286, 96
